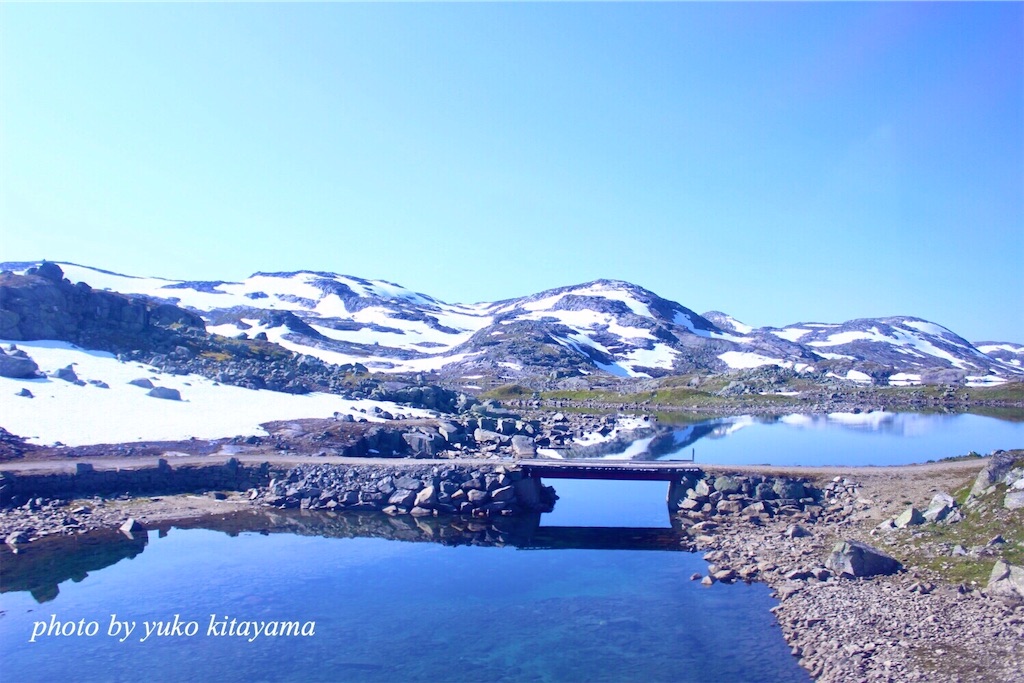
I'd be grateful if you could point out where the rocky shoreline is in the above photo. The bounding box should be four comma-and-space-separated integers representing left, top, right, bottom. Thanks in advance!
2, 454, 1023, 682
676, 458, 1024, 683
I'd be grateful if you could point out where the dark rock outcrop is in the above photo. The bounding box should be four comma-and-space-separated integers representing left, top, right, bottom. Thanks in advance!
0, 263, 205, 353
0, 346, 39, 378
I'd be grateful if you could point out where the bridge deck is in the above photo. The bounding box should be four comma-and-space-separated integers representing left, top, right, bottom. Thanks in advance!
520, 460, 701, 481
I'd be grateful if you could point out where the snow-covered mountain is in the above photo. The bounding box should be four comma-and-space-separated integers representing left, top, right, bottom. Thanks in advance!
3, 261, 1020, 386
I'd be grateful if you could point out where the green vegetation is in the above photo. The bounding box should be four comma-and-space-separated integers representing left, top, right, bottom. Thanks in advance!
900, 457, 1024, 586
480, 384, 537, 401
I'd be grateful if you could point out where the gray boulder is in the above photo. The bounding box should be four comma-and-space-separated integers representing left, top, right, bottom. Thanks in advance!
825, 540, 902, 578
54, 364, 80, 382
129, 378, 155, 389
402, 431, 446, 458
772, 479, 806, 500
0, 348, 39, 378
1005, 491, 1024, 511
474, 428, 508, 445
923, 492, 957, 523
147, 386, 181, 401
970, 452, 1018, 498
713, 475, 742, 495
986, 560, 1024, 604
511, 435, 536, 457
388, 489, 416, 508
894, 506, 924, 528
413, 486, 437, 508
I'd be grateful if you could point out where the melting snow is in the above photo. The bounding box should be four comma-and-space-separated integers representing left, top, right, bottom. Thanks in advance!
772, 328, 813, 342
0, 340, 431, 446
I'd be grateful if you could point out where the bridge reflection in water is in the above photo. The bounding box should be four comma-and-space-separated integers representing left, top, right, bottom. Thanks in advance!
1, 505, 690, 604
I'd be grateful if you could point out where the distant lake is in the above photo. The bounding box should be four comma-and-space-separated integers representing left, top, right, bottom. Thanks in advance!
567, 411, 1024, 467
0, 485, 809, 683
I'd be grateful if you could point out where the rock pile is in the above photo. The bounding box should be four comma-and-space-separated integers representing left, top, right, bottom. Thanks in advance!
252, 463, 557, 518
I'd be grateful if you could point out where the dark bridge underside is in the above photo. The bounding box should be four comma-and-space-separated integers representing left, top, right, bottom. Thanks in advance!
517, 526, 684, 551
520, 461, 702, 482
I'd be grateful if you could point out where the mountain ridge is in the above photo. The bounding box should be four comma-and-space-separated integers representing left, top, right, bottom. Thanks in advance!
2, 260, 1020, 387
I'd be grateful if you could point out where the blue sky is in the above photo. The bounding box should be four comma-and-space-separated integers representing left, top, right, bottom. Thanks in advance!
1, 3, 1021, 342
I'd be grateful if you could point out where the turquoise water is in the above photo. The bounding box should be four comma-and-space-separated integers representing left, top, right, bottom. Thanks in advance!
0, 480, 810, 683
599, 411, 1024, 466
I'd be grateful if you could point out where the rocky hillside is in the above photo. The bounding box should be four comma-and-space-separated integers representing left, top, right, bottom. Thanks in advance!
3, 261, 1021, 388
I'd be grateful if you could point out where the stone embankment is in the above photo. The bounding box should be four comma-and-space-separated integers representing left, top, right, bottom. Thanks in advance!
251, 463, 557, 517
0, 459, 557, 544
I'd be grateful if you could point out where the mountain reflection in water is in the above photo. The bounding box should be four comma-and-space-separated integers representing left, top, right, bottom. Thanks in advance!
565, 411, 1024, 466
0, 510, 689, 604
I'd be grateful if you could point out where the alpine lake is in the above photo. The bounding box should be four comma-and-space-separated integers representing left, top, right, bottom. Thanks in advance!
2, 410, 1022, 683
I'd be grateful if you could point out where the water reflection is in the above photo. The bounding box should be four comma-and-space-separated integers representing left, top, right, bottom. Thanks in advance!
570, 411, 1024, 466
1, 510, 689, 604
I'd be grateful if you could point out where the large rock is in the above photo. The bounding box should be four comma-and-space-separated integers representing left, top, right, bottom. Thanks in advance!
54, 364, 80, 382
893, 505, 924, 528
970, 452, 1018, 498
825, 540, 902, 578
1005, 491, 1024, 510
0, 347, 38, 378
772, 479, 806, 500
402, 432, 446, 458
413, 485, 437, 508
474, 428, 508, 445
923, 492, 957, 523
147, 386, 181, 401
511, 435, 536, 458
986, 560, 1024, 604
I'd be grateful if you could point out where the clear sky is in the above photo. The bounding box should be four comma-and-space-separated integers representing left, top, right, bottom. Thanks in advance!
1, 3, 1021, 342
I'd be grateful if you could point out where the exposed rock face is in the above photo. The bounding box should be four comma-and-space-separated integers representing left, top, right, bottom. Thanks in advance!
0, 346, 39, 378
0, 263, 205, 353
825, 540, 902, 578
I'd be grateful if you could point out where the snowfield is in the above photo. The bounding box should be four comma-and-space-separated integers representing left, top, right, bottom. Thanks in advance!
0, 341, 432, 447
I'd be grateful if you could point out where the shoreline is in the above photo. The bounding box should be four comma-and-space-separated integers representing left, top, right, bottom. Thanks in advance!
2, 454, 1022, 682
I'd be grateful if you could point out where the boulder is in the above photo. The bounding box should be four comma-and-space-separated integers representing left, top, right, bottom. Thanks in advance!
772, 479, 806, 500
923, 492, 957, 523
825, 540, 902, 578
785, 524, 812, 539
893, 506, 924, 528
388, 489, 417, 508
129, 378, 155, 389
54, 364, 80, 383
713, 475, 742, 495
1004, 491, 1024, 511
970, 452, 1018, 497
147, 386, 182, 401
986, 560, 1024, 604
402, 432, 446, 458
474, 428, 509, 446
119, 518, 145, 537
0, 348, 38, 378
511, 435, 536, 458
413, 486, 437, 508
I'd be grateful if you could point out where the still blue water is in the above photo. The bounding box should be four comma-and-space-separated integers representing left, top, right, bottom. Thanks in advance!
0, 479, 809, 683
593, 411, 1024, 466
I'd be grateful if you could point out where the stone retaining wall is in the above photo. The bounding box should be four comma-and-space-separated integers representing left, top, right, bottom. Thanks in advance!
0, 458, 268, 506
255, 463, 558, 518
